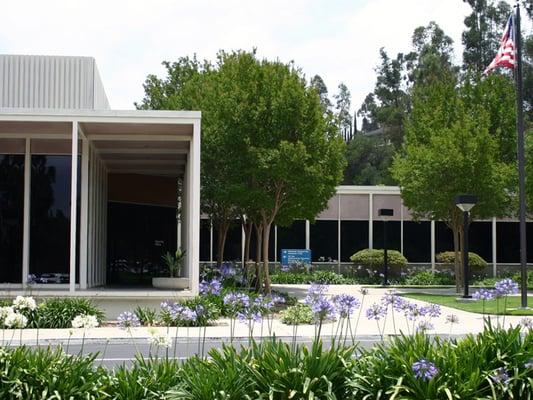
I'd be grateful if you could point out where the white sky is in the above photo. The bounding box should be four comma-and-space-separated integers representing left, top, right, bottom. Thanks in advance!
0, 0, 527, 116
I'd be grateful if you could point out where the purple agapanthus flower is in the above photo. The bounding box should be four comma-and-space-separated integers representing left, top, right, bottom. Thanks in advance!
524, 359, 533, 369
161, 300, 178, 313
417, 320, 434, 332
117, 311, 141, 329
420, 304, 441, 318
412, 359, 439, 381
366, 303, 387, 321
490, 367, 510, 385
223, 292, 250, 314
199, 278, 222, 296
332, 294, 360, 318
312, 297, 336, 322
237, 310, 262, 323
168, 304, 197, 323
495, 278, 519, 297
473, 288, 494, 301
220, 263, 236, 279
304, 284, 328, 305
404, 303, 424, 320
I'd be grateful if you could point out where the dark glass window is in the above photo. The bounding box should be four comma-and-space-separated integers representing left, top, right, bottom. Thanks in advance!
403, 221, 431, 262
0, 155, 24, 283
310, 220, 338, 261
497, 222, 519, 263
277, 220, 306, 260
30, 155, 80, 283
469, 222, 492, 262
373, 221, 401, 251
225, 224, 242, 262
107, 202, 177, 286
435, 222, 454, 254
340, 221, 369, 261
248, 224, 275, 262
199, 219, 211, 262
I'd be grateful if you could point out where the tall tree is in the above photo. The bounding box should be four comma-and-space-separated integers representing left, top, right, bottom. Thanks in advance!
392, 78, 513, 291
310, 74, 332, 113
334, 83, 353, 141
462, 0, 512, 72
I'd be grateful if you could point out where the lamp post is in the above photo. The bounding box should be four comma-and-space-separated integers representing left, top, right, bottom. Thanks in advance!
378, 208, 394, 286
455, 195, 477, 299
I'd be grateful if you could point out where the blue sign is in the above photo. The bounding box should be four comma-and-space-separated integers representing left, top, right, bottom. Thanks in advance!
281, 249, 312, 267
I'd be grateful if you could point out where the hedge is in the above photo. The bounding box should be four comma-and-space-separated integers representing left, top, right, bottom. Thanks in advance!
350, 249, 408, 269
436, 251, 487, 269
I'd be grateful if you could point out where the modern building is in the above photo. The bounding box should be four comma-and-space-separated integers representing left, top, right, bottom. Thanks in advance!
0, 55, 201, 298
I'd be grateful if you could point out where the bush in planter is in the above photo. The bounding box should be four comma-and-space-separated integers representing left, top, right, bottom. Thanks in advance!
436, 251, 487, 269
350, 249, 408, 270
404, 270, 455, 285
39, 298, 105, 328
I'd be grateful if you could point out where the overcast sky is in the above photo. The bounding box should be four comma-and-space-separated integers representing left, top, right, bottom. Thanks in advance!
0, 0, 525, 116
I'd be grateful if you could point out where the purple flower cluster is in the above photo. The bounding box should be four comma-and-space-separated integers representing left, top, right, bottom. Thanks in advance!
311, 297, 336, 322
366, 303, 387, 321
223, 292, 250, 314
417, 320, 434, 332
220, 263, 236, 279
199, 278, 222, 296
117, 311, 141, 329
421, 304, 441, 318
412, 359, 439, 381
161, 301, 197, 324
304, 284, 328, 306
495, 278, 519, 297
490, 367, 510, 385
473, 288, 494, 301
333, 294, 360, 318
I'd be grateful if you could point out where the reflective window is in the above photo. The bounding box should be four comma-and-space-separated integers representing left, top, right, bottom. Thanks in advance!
310, 220, 338, 261
435, 222, 454, 254
340, 221, 368, 261
403, 221, 431, 262
0, 155, 24, 283
497, 222, 519, 263
469, 222, 492, 262
30, 155, 79, 283
373, 221, 401, 251
277, 220, 306, 260
199, 219, 211, 262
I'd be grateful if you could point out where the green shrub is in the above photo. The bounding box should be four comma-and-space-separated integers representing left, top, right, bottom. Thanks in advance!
134, 306, 158, 326
271, 270, 353, 285
350, 248, 408, 269
436, 251, 488, 269
404, 270, 455, 285
280, 303, 313, 325
512, 270, 533, 287
0, 347, 109, 399
39, 298, 105, 328
311, 270, 349, 284
271, 271, 313, 284
110, 356, 181, 399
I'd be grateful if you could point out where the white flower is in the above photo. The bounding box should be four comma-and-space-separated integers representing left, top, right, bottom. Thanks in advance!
4, 312, 27, 329
520, 318, 533, 330
0, 306, 15, 323
71, 314, 99, 329
13, 296, 37, 311
147, 332, 172, 348
445, 314, 459, 324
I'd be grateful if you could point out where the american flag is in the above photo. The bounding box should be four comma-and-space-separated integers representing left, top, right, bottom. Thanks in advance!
484, 15, 516, 74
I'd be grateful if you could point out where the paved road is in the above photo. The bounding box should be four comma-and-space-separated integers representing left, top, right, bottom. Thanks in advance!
16, 334, 463, 368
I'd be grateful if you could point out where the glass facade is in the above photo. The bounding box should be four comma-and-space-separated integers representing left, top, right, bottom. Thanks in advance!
373, 221, 401, 252
0, 155, 24, 283
107, 202, 177, 286
310, 220, 337, 261
403, 221, 431, 262
29, 155, 79, 283
277, 220, 306, 260
469, 222, 492, 262
199, 219, 211, 262
340, 221, 368, 261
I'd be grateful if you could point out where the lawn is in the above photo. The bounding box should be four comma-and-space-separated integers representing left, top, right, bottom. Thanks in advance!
402, 293, 533, 316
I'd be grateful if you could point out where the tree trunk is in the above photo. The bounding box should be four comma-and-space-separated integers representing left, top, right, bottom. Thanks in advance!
244, 220, 253, 262
254, 223, 263, 291
216, 221, 229, 267
262, 222, 272, 294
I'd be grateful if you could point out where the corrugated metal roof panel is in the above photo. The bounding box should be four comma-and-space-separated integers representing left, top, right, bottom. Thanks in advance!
0, 55, 110, 110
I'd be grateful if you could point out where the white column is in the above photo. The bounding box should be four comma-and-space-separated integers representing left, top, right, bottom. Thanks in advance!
431, 220, 436, 271
368, 193, 373, 249
22, 138, 31, 288
274, 225, 278, 264
69, 122, 79, 292
189, 121, 201, 295
305, 220, 310, 250
400, 201, 404, 255
492, 217, 497, 277
79, 138, 89, 289
337, 195, 341, 272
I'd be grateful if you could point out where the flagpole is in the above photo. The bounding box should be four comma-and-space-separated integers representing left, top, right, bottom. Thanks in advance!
514, 1, 528, 309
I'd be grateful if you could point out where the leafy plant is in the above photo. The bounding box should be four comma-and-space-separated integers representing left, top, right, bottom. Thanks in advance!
0, 347, 109, 399
350, 249, 408, 269
162, 249, 186, 277
404, 271, 455, 285
280, 304, 313, 325
134, 306, 158, 326
436, 251, 488, 269
38, 298, 105, 328
110, 356, 181, 400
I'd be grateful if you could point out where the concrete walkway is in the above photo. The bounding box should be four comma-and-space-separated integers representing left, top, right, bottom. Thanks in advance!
2, 285, 529, 346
